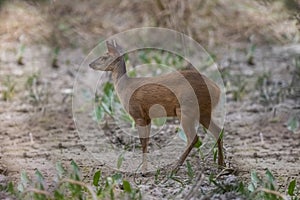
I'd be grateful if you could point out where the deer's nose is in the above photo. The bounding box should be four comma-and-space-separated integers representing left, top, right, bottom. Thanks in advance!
89, 62, 95, 68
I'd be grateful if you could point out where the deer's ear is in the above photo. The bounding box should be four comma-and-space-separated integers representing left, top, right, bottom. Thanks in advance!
114, 41, 123, 53
106, 40, 120, 56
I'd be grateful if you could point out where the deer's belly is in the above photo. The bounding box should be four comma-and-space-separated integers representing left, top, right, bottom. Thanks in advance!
128, 98, 180, 119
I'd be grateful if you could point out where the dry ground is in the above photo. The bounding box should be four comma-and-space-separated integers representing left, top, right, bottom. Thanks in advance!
0, 0, 300, 199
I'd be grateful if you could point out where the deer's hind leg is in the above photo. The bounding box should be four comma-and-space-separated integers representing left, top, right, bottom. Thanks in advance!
200, 116, 225, 167
173, 109, 199, 172
135, 118, 151, 171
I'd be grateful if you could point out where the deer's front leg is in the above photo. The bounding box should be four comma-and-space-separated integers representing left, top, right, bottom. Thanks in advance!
135, 118, 151, 172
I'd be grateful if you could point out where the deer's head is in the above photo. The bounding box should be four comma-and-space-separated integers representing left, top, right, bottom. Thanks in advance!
89, 40, 123, 71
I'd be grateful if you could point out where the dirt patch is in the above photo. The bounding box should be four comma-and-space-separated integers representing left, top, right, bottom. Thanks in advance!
0, 0, 300, 199
0, 43, 299, 198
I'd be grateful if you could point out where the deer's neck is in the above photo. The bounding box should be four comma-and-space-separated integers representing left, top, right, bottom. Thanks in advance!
112, 58, 128, 91
112, 58, 127, 81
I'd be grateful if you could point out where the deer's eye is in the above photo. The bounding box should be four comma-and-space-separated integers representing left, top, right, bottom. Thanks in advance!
101, 56, 108, 61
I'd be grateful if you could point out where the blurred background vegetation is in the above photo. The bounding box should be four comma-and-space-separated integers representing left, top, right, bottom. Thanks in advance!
0, 0, 299, 51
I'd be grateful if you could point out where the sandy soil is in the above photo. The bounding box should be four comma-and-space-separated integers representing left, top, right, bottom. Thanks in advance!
0, 42, 299, 199
0, 0, 300, 199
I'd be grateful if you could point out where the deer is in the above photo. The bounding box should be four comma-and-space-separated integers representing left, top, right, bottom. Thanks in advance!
89, 40, 225, 172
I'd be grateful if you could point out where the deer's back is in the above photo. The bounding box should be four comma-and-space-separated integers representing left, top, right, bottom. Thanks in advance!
123, 70, 220, 119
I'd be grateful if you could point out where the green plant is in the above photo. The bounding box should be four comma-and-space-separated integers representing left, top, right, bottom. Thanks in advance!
154, 169, 161, 184
248, 170, 282, 199
152, 117, 166, 127
246, 44, 256, 65
255, 71, 290, 105
232, 75, 247, 101
207, 169, 299, 200
17, 44, 25, 65
200, 53, 217, 71
186, 160, 194, 180
93, 82, 135, 128
208, 172, 241, 194
2, 161, 142, 200
247, 170, 299, 199
222, 70, 247, 101
117, 153, 124, 169
293, 56, 300, 71
176, 127, 187, 143
25, 73, 43, 104
2, 76, 16, 101
288, 179, 298, 199
52, 47, 60, 68
287, 116, 299, 133
255, 71, 273, 104
290, 56, 300, 98
138, 49, 186, 74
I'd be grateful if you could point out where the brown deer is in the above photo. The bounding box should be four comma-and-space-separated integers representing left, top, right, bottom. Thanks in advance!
89, 40, 224, 172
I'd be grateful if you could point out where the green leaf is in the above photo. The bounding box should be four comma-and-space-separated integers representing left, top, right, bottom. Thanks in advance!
250, 170, 260, 188
248, 182, 255, 192
208, 173, 215, 183
35, 169, 44, 182
56, 162, 66, 179
35, 169, 44, 190
287, 117, 299, 133
20, 44, 25, 53
123, 180, 132, 193
194, 138, 202, 148
103, 82, 114, 97
177, 128, 187, 143
265, 169, 275, 184
288, 179, 296, 196
20, 171, 30, 187
70, 160, 81, 181
110, 187, 115, 200
17, 184, 24, 193
7, 182, 15, 195
128, 70, 137, 78
18, 171, 30, 192
219, 129, 224, 140
153, 117, 166, 126
106, 177, 114, 187
250, 44, 256, 53
186, 160, 194, 179
54, 190, 65, 200
120, 110, 135, 126
112, 173, 122, 184
54, 46, 60, 56
153, 55, 162, 64
95, 105, 104, 121
117, 153, 124, 169
124, 53, 129, 62
101, 102, 112, 115
213, 148, 217, 163
237, 181, 246, 194
93, 171, 101, 187
139, 50, 151, 64
154, 169, 160, 183
265, 169, 276, 190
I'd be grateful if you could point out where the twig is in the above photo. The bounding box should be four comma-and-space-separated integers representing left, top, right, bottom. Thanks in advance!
184, 172, 205, 199
23, 188, 52, 198
255, 188, 288, 200
215, 167, 236, 179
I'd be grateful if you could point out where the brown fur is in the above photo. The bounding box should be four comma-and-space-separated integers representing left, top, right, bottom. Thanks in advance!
89, 41, 225, 172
